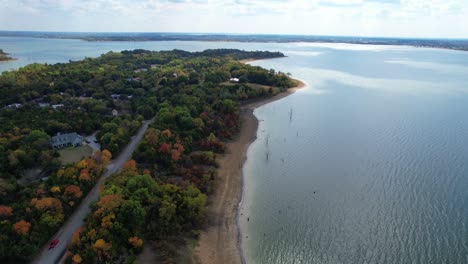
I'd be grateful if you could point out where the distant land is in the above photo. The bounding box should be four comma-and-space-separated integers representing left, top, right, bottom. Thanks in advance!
0, 49, 14, 61
1, 31, 468, 52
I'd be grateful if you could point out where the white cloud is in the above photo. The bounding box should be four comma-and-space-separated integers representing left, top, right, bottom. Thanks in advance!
0, 0, 467, 38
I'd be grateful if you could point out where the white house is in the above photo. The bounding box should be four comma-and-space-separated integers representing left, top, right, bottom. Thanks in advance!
38, 103, 50, 108
5, 103, 22, 109
50, 132, 84, 149
52, 104, 64, 110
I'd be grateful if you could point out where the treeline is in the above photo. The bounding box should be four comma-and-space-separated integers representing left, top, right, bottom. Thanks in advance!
0, 49, 287, 106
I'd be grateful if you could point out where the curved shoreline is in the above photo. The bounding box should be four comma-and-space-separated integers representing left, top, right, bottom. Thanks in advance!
193, 78, 306, 264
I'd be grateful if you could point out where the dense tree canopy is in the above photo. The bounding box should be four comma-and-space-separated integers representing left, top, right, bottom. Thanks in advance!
0, 48, 297, 262
0, 153, 109, 262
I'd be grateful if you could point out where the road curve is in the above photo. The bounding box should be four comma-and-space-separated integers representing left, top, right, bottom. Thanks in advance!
32, 120, 152, 264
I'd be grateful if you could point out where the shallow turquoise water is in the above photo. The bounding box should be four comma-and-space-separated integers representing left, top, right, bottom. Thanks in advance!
1, 37, 467, 264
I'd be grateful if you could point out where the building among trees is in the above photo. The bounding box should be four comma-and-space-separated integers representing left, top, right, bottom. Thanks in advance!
50, 132, 84, 148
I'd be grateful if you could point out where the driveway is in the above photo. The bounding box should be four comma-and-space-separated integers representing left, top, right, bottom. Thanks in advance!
31, 120, 152, 264
84, 132, 101, 152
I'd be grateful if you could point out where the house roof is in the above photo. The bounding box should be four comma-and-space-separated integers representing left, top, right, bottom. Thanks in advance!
50, 132, 83, 145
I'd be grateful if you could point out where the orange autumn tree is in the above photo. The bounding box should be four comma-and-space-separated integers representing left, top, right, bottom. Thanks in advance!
79, 169, 90, 181
64, 185, 83, 199
0, 205, 13, 218
161, 129, 172, 138
95, 194, 123, 217
32, 197, 63, 215
12, 220, 31, 235
70, 227, 83, 246
128, 236, 143, 248
122, 160, 137, 172
171, 143, 185, 161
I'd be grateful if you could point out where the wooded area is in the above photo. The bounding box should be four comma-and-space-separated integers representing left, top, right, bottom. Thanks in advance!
0, 49, 297, 262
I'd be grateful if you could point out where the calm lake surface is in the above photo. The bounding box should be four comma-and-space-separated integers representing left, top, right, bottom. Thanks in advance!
1, 37, 467, 264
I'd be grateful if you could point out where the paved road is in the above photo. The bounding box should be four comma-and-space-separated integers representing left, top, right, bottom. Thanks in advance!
32, 120, 152, 264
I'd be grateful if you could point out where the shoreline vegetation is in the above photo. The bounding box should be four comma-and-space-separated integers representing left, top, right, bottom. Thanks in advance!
0, 49, 299, 263
1, 31, 468, 51
0, 49, 15, 61
193, 76, 305, 264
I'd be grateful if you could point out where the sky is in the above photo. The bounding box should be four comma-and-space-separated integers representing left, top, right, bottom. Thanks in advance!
0, 0, 467, 38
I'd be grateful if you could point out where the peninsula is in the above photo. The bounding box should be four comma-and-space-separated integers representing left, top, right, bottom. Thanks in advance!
0, 49, 14, 61
0, 49, 298, 263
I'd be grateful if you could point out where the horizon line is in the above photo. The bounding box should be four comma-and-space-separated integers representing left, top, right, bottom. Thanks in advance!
1, 30, 468, 41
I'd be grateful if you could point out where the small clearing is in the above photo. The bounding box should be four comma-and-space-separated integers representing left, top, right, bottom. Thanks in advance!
58, 145, 93, 164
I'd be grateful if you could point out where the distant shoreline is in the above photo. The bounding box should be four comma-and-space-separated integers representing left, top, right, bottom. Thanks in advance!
0, 49, 16, 62
0, 58, 17, 62
1, 32, 468, 52
193, 70, 305, 264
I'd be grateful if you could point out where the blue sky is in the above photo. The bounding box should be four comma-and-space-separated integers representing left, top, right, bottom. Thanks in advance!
0, 0, 467, 38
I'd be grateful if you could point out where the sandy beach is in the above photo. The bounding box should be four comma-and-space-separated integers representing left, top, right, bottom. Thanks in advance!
193, 78, 306, 264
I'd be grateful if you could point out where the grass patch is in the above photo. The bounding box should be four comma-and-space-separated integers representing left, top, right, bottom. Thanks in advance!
58, 145, 93, 164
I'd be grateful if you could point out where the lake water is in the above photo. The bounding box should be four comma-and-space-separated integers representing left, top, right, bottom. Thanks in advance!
1, 37, 467, 264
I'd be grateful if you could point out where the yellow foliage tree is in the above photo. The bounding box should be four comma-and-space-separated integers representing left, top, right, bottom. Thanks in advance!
72, 254, 82, 263
87, 228, 97, 240
93, 238, 112, 251
56, 168, 65, 178
101, 149, 112, 165
101, 214, 115, 229
50, 186, 61, 193
76, 159, 88, 169
64, 167, 78, 179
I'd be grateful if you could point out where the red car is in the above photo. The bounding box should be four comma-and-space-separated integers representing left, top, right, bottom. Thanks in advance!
49, 239, 59, 250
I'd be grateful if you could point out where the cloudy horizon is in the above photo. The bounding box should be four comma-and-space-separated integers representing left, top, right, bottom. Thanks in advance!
1, 0, 467, 38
